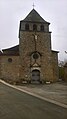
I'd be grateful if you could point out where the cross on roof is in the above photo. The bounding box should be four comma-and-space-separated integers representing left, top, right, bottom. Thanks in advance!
32, 3, 35, 9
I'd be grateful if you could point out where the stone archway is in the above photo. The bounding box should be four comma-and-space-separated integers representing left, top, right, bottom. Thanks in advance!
31, 69, 40, 82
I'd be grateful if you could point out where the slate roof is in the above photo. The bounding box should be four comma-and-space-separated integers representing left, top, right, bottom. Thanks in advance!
52, 50, 59, 53
3, 45, 19, 52
0, 45, 19, 56
21, 9, 50, 24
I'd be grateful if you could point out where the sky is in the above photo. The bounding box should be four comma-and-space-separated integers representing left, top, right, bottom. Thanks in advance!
0, 0, 67, 61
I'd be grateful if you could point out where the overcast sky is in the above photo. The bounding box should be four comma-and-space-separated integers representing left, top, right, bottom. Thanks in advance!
0, 0, 67, 61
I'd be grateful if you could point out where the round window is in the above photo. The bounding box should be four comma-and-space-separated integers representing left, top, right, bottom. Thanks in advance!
8, 58, 12, 62
33, 53, 39, 59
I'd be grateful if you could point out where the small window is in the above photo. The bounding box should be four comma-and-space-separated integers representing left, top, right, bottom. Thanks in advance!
40, 25, 44, 31
33, 53, 39, 59
33, 24, 37, 31
25, 24, 29, 30
8, 58, 12, 63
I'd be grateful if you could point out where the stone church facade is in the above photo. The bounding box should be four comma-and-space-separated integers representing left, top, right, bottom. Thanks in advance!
0, 9, 59, 84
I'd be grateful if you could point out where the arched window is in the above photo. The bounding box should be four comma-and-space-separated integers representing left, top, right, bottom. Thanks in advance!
25, 24, 29, 30
40, 25, 44, 31
33, 24, 37, 31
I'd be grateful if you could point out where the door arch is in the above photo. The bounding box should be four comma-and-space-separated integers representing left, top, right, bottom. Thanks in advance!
31, 69, 40, 81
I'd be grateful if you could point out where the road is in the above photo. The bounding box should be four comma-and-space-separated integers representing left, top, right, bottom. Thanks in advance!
0, 82, 67, 119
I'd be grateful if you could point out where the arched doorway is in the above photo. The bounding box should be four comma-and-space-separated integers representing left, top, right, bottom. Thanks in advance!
31, 69, 40, 81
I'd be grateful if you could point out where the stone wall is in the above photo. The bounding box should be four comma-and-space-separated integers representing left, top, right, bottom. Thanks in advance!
20, 22, 49, 32
19, 30, 58, 82
51, 51, 59, 82
0, 56, 20, 84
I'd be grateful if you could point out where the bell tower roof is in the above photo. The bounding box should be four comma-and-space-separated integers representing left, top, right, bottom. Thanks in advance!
21, 9, 50, 24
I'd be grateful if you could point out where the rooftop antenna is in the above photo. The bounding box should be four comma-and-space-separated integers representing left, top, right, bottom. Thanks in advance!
32, 3, 35, 9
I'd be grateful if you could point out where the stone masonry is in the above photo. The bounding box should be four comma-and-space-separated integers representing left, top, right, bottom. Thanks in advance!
0, 9, 59, 83
19, 9, 59, 83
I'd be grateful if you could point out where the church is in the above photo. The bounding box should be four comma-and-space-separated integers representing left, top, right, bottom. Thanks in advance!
0, 9, 59, 84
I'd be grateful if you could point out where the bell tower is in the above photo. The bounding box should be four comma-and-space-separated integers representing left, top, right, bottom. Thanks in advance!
19, 9, 58, 83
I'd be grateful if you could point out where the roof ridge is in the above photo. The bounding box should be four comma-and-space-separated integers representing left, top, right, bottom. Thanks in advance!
21, 9, 49, 24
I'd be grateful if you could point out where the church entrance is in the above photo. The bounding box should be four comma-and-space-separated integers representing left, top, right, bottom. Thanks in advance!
31, 70, 40, 82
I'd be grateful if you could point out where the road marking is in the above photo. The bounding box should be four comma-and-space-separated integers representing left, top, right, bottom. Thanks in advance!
0, 79, 67, 109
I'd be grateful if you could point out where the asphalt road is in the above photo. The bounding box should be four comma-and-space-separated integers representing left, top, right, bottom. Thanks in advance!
0, 82, 67, 119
